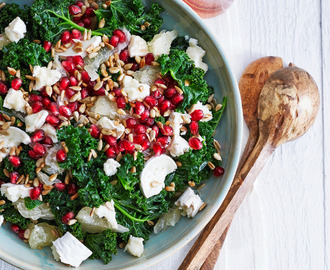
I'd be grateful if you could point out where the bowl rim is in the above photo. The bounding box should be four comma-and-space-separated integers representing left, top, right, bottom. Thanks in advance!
0, 0, 243, 269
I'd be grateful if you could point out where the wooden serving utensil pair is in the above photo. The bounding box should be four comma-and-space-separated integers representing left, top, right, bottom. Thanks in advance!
179, 57, 320, 270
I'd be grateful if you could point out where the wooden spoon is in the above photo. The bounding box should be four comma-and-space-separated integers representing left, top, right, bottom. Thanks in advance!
201, 56, 283, 269
178, 66, 320, 270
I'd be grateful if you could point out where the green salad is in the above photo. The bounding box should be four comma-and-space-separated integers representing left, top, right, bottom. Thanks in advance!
0, 0, 226, 267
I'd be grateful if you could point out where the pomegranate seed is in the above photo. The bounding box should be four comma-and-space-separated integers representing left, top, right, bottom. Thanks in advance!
62, 211, 75, 224
28, 150, 39, 159
59, 77, 70, 90
0, 82, 8, 95
46, 115, 60, 126
189, 137, 203, 150
9, 172, 19, 184
11, 78, 22, 90
18, 229, 26, 239
159, 100, 171, 112
144, 96, 158, 107
151, 90, 161, 99
68, 102, 78, 112
158, 96, 165, 104
113, 88, 122, 97
83, 17, 92, 28
190, 109, 204, 121
85, 7, 95, 17
190, 121, 199, 135
130, 62, 139, 71
140, 110, 149, 121
171, 94, 184, 106
62, 61, 75, 73
141, 140, 151, 151
59, 105, 72, 118
105, 147, 116, 158
33, 143, 46, 156
214, 166, 225, 177
113, 29, 126, 43
116, 140, 125, 152
154, 78, 167, 86
8, 155, 21, 167
42, 136, 53, 146
30, 187, 41, 200
161, 125, 173, 136
48, 102, 59, 116
123, 140, 135, 151
56, 149, 67, 162
43, 41, 52, 52
54, 183, 66, 191
11, 224, 20, 233
157, 136, 171, 146
76, 1, 84, 7
73, 16, 81, 22
89, 124, 100, 138
133, 134, 146, 144
143, 117, 155, 126
119, 50, 129, 63
29, 94, 42, 103
65, 88, 76, 99
94, 87, 105, 96
103, 135, 117, 146
134, 101, 145, 115
81, 70, 90, 82
61, 30, 71, 44
71, 29, 82, 40
42, 97, 51, 108
81, 88, 88, 99
145, 53, 155, 65
109, 35, 119, 47
165, 87, 176, 98
73, 55, 84, 67
67, 183, 77, 195
116, 96, 126, 109
31, 101, 43, 113
31, 129, 45, 143
69, 4, 81, 15
152, 125, 159, 137
69, 76, 78, 86
153, 142, 163, 156
126, 118, 137, 128
134, 124, 146, 134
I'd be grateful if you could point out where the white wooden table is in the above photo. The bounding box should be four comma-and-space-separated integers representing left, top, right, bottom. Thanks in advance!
1, 0, 329, 269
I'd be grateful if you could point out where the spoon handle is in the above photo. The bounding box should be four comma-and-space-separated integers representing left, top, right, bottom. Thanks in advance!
178, 134, 274, 270
200, 130, 259, 269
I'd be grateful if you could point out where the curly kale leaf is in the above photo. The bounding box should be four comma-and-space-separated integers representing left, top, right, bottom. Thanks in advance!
0, 38, 51, 89
157, 49, 214, 111
198, 97, 227, 139
24, 197, 43, 210
85, 230, 118, 264
27, 0, 76, 43
171, 36, 189, 51
94, 0, 164, 41
1, 146, 37, 180
43, 189, 84, 239
57, 125, 98, 170
3, 207, 31, 229
0, 3, 30, 33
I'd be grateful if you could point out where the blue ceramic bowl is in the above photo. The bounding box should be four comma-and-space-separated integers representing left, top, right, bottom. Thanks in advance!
0, 0, 243, 269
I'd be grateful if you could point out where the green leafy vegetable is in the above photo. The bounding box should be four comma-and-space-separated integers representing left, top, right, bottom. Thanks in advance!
94, 0, 164, 41
0, 38, 51, 89
24, 197, 43, 210
3, 206, 31, 229
171, 36, 189, 51
27, 0, 75, 43
0, 3, 29, 33
157, 49, 214, 111
85, 230, 118, 264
